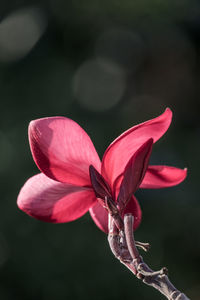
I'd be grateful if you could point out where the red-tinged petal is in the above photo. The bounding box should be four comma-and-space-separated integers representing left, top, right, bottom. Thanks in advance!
140, 165, 187, 189
117, 139, 153, 208
89, 202, 108, 233
89, 196, 142, 233
29, 117, 101, 186
17, 173, 97, 223
89, 165, 112, 200
102, 108, 172, 189
123, 196, 142, 231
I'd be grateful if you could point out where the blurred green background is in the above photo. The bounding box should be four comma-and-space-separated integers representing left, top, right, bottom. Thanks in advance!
0, 0, 199, 299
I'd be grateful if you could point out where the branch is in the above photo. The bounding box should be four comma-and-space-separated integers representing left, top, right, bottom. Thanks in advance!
108, 214, 190, 300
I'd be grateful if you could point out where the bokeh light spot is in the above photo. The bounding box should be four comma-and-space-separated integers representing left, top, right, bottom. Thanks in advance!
73, 59, 125, 112
0, 6, 47, 63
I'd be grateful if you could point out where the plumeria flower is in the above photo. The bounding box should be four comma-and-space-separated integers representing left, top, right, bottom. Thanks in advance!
17, 108, 187, 233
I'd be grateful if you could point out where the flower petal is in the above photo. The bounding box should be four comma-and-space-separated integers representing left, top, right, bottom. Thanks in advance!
140, 165, 187, 188
102, 108, 172, 189
89, 202, 108, 233
89, 165, 112, 201
89, 196, 142, 233
123, 196, 142, 230
117, 139, 153, 209
17, 173, 96, 223
29, 117, 101, 186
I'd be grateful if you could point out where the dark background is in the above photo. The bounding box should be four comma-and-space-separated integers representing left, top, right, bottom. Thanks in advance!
0, 0, 199, 299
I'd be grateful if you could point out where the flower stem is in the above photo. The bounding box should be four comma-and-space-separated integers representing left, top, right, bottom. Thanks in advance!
108, 214, 190, 300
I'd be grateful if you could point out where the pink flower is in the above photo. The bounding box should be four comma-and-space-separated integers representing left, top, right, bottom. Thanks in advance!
17, 108, 187, 232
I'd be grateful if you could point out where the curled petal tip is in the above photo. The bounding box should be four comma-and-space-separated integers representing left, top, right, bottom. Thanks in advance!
183, 167, 188, 178
102, 109, 173, 188
140, 165, 187, 189
164, 107, 173, 118
165, 107, 172, 112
